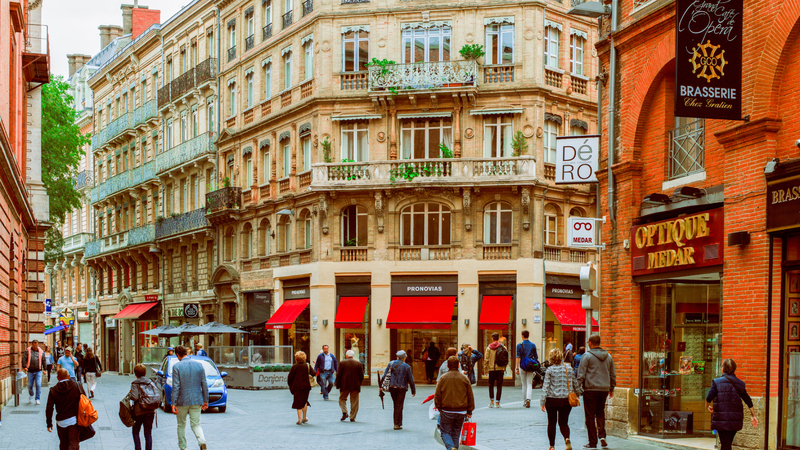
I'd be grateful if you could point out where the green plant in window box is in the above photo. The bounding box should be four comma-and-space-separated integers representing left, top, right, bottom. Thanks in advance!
511, 131, 528, 157
344, 238, 358, 247
459, 44, 485, 61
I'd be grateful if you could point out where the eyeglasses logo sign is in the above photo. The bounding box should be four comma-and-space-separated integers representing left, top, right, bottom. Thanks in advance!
690, 40, 727, 82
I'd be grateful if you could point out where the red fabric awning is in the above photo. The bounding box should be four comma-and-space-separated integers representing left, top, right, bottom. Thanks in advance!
113, 302, 159, 320
547, 298, 599, 332
479, 295, 513, 330
386, 296, 455, 329
335, 296, 369, 328
265, 299, 310, 330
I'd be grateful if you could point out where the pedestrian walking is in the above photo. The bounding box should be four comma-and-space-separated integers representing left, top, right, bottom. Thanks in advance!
424, 342, 441, 384
194, 343, 207, 357
382, 350, 416, 430
577, 334, 616, 449
483, 332, 509, 408
314, 345, 338, 400
56, 342, 65, 360
170, 346, 208, 450
74, 343, 85, 385
335, 349, 364, 422
23, 339, 45, 404
706, 359, 758, 450
435, 356, 475, 450
44, 345, 55, 384
515, 330, 540, 408
541, 348, 579, 450
81, 347, 102, 398
457, 344, 483, 385
130, 364, 160, 450
438, 348, 458, 381
46, 369, 83, 450
288, 351, 316, 425
56, 347, 79, 381
572, 347, 585, 378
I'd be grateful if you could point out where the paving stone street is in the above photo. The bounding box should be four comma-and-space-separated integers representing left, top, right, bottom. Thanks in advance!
0, 373, 670, 450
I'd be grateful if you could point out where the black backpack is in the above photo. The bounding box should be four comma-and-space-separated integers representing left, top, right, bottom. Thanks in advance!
495, 345, 510, 368
137, 381, 161, 412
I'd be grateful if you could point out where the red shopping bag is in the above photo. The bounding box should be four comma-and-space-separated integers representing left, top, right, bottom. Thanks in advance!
461, 418, 476, 446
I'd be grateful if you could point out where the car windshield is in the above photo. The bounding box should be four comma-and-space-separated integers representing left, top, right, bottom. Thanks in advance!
168, 359, 220, 378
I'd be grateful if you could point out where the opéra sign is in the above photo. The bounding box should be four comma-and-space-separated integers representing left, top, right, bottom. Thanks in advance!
630, 208, 724, 276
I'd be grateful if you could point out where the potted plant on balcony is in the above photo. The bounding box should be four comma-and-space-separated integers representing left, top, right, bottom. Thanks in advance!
458, 44, 484, 86
322, 137, 332, 163
365, 58, 396, 90
223, 176, 231, 188
511, 131, 528, 156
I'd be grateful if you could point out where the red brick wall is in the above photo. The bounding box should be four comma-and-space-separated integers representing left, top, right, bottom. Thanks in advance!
131, 8, 161, 40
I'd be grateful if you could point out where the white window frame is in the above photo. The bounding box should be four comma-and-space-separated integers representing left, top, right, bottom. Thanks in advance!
484, 202, 513, 244
301, 136, 311, 171
263, 150, 271, 182
246, 73, 254, 107
544, 26, 560, 68
284, 53, 292, 90
247, 13, 255, 37
544, 204, 558, 246
282, 142, 291, 177
570, 125, 586, 136
483, 115, 513, 158
400, 118, 453, 160
544, 120, 558, 163
342, 30, 369, 72
341, 122, 369, 162
245, 155, 253, 187
401, 26, 451, 63
304, 41, 313, 80
229, 26, 236, 50
570, 34, 584, 76
207, 101, 215, 134
166, 119, 173, 149
485, 24, 514, 65
264, 0, 272, 26
192, 107, 199, 137
400, 203, 452, 246
180, 112, 187, 143
304, 217, 312, 249
264, 62, 272, 99
229, 83, 237, 116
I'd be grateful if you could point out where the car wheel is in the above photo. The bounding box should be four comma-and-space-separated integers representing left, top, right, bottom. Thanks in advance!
218, 406, 226, 413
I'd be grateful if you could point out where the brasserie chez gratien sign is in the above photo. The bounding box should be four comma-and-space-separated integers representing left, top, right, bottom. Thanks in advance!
630, 208, 724, 276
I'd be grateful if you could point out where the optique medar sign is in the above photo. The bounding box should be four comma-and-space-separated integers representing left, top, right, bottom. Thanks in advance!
675, 0, 743, 120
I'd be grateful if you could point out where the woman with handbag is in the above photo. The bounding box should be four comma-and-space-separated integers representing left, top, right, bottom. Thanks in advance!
287, 351, 316, 425
540, 348, 580, 450
82, 347, 103, 398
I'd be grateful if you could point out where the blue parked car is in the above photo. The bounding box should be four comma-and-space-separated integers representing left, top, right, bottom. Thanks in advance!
156, 355, 228, 413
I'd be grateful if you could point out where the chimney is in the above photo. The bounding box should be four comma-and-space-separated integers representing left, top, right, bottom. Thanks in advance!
74, 54, 92, 74
108, 25, 124, 42
67, 54, 78, 77
99, 25, 112, 49
121, 4, 134, 36
131, 6, 160, 40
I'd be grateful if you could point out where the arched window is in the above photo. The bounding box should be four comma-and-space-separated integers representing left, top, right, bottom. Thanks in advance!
299, 209, 313, 250
241, 223, 253, 259
341, 205, 368, 247
224, 226, 236, 261
484, 202, 512, 244
400, 203, 451, 246
544, 204, 561, 246
569, 207, 584, 218
258, 219, 271, 256
278, 215, 291, 253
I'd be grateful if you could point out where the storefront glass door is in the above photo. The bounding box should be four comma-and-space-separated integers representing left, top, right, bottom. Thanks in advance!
640, 282, 721, 438
397, 325, 458, 383
782, 268, 800, 449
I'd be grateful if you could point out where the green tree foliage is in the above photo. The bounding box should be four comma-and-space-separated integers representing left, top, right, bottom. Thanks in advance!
42, 75, 90, 261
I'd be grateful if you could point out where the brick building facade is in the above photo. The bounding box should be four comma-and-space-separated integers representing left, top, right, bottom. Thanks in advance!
594, 0, 800, 448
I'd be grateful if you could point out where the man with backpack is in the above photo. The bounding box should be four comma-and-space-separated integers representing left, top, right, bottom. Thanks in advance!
129, 364, 159, 450
483, 332, 509, 408
515, 330, 540, 408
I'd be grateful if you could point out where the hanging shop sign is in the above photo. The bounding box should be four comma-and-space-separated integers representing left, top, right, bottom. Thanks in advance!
555, 135, 600, 184
183, 303, 200, 319
630, 208, 724, 276
87, 298, 98, 313
674, 0, 743, 120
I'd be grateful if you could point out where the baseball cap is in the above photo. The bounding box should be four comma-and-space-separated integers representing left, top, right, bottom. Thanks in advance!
396, 350, 407, 358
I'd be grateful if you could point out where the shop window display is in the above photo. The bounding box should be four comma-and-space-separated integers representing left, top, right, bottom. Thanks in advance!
397, 326, 458, 383
782, 267, 800, 448
479, 330, 514, 380
137, 321, 159, 363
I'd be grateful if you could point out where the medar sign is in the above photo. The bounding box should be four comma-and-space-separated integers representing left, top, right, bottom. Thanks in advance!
556, 135, 600, 184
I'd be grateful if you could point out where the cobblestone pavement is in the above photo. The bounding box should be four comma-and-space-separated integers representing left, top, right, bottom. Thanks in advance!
0, 374, 668, 450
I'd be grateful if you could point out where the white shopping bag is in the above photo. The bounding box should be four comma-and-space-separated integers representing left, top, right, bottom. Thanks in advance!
429, 401, 440, 420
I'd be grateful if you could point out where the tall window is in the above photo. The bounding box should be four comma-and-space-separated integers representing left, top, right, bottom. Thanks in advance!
484, 202, 512, 244
207, 30, 215, 59
278, 216, 291, 252
191, 107, 199, 138
402, 26, 451, 63
301, 136, 311, 171
544, 204, 559, 245
191, 41, 198, 67
167, 57, 174, 82
247, 10, 255, 38
341, 205, 367, 247
303, 215, 312, 249
263, 0, 272, 27
485, 24, 514, 65
180, 47, 187, 74
166, 119, 173, 149
245, 154, 253, 186
246, 73, 254, 107
224, 227, 236, 261
263, 61, 272, 99
207, 100, 215, 134
229, 23, 236, 50
284, 52, 292, 90
180, 112, 187, 143
282, 141, 291, 177
227, 158, 234, 181
258, 219, 271, 256
570, 124, 586, 136
544, 26, 560, 68
341, 122, 368, 161
483, 115, 513, 158
543, 120, 558, 163
670, 117, 705, 179
400, 203, 451, 246
229, 82, 237, 116
285, 0, 292, 14
342, 30, 369, 71
242, 223, 253, 259
263, 148, 271, 182
400, 118, 452, 159
303, 41, 313, 80
570, 34, 584, 75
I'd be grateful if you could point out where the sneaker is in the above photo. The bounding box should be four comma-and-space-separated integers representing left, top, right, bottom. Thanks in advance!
600, 438, 608, 448
393, 425, 402, 430
525, 399, 530, 408
583, 445, 597, 449
200, 445, 207, 450
35, 400, 40, 405
28, 396, 33, 404
566, 438, 573, 450
350, 418, 355, 422
341, 413, 348, 422
496, 402, 501, 408
489, 401, 495, 408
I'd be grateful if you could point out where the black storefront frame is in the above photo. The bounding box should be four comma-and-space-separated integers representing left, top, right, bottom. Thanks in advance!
281, 278, 311, 358
773, 232, 800, 450
335, 276, 371, 385
477, 275, 516, 386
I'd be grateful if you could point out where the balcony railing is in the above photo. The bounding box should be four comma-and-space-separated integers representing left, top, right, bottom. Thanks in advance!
83, 224, 155, 259
544, 163, 556, 181
156, 208, 210, 239
302, 0, 313, 16
73, 170, 92, 190
483, 244, 512, 260
133, 98, 158, 128
571, 75, 588, 95
544, 246, 561, 261
545, 67, 563, 88
228, 46, 237, 62
311, 156, 536, 189
155, 133, 216, 174
262, 23, 273, 41
91, 161, 156, 203
206, 186, 242, 213
91, 111, 134, 151
484, 65, 515, 83
160, 59, 217, 106
84, 239, 101, 258
340, 72, 368, 90
399, 246, 451, 261
62, 233, 94, 254
157, 84, 171, 109
129, 223, 156, 246
172, 68, 195, 100
368, 60, 478, 92
340, 247, 368, 261
245, 35, 255, 52
282, 11, 293, 29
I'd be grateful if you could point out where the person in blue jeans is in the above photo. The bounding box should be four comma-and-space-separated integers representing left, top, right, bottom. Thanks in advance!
22, 340, 45, 404
382, 350, 416, 430
314, 345, 338, 400
435, 356, 474, 450
515, 330, 539, 408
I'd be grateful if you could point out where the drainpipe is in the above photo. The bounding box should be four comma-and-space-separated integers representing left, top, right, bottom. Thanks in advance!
607, 0, 618, 225
541, 186, 549, 355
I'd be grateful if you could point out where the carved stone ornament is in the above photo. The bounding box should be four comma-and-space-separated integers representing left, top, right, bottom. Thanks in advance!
377, 38, 387, 48
523, 125, 535, 138
319, 195, 329, 235
463, 189, 472, 231
536, 127, 544, 138
521, 187, 531, 230
321, 41, 331, 52
375, 191, 384, 233
377, 131, 387, 142
464, 128, 474, 139
525, 29, 535, 41
466, 33, 474, 43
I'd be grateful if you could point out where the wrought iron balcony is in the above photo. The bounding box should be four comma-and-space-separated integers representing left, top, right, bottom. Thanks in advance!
73, 170, 93, 190
157, 59, 217, 108
206, 186, 242, 213
157, 84, 171, 109
282, 11, 293, 29
133, 98, 158, 128
62, 232, 94, 254
128, 223, 155, 246
155, 133, 216, 175
228, 46, 237, 62
311, 156, 537, 190
84, 239, 101, 258
342, 0, 369, 3
262, 23, 272, 41
156, 208, 210, 240
302, 0, 313, 16
82, 223, 154, 259
90, 161, 156, 204
245, 35, 255, 52
171, 68, 195, 100
368, 60, 479, 92
91, 111, 135, 151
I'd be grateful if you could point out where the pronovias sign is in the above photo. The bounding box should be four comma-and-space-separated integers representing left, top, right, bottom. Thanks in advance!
630, 208, 724, 276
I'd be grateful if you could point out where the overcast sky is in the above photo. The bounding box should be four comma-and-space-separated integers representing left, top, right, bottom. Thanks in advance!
43, 1, 189, 79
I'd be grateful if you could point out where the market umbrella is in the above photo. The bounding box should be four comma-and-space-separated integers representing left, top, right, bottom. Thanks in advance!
139, 324, 176, 336
191, 322, 247, 334
159, 323, 200, 336
376, 370, 385, 409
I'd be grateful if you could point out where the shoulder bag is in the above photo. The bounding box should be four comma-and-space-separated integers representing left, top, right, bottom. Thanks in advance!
381, 361, 395, 391
565, 364, 580, 407
307, 363, 318, 388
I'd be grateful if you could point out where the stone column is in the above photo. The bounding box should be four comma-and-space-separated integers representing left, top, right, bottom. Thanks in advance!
453, 106, 462, 158
290, 123, 298, 190
270, 131, 278, 197
389, 110, 397, 160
